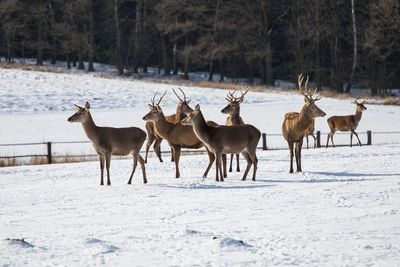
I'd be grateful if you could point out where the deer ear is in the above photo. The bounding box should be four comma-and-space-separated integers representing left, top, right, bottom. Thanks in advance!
85, 101, 90, 110
195, 104, 200, 111
186, 99, 191, 104
354, 100, 359, 105
156, 105, 162, 112
74, 104, 82, 110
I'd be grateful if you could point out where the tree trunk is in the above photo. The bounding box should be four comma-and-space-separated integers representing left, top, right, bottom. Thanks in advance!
208, 61, 214, 81
219, 58, 224, 82
183, 52, 189, 80
346, 0, 357, 93
114, 0, 123, 75
133, 0, 141, 73
173, 43, 177, 75
161, 34, 170, 76
49, 2, 56, 65
78, 45, 85, 70
37, 21, 44, 66
87, 0, 95, 72
265, 43, 273, 85
315, 1, 321, 89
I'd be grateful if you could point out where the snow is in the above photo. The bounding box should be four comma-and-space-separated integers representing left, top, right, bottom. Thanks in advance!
1, 67, 400, 265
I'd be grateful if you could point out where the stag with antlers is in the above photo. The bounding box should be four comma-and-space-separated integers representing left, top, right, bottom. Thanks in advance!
326, 100, 367, 148
282, 74, 326, 173
221, 87, 250, 175
142, 92, 216, 178
144, 88, 192, 163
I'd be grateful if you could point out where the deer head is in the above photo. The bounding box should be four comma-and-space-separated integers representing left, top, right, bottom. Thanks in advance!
181, 104, 201, 126
354, 100, 367, 112
172, 88, 193, 116
142, 91, 167, 122
221, 87, 250, 115
298, 74, 326, 118
68, 101, 91, 123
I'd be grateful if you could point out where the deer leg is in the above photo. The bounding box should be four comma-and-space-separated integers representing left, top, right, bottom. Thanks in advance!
144, 135, 154, 164
288, 142, 294, 173
153, 137, 163, 162
306, 135, 309, 149
350, 132, 353, 147
295, 139, 303, 172
105, 153, 111, 185
240, 152, 252, 181
312, 134, 316, 148
325, 133, 330, 148
127, 153, 138, 185
222, 154, 227, 178
203, 148, 215, 178
138, 154, 147, 184
215, 153, 222, 182
218, 154, 224, 182
170, 148, 174, 162
229, 154, 233, 172
250, 152, 258, 181
99, 155, 105, 185
351, 129, 362, 146
173, 146, 181, 178
236, 154, 240, 172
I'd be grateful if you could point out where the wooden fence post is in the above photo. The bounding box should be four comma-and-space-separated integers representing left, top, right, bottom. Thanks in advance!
47, 142, 52, 164
367, 130, 372, 145
316, 131, 321, 148
262, 133, 267, 150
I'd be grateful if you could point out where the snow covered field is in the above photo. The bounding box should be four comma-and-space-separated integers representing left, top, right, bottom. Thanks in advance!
1, 67, 400, 265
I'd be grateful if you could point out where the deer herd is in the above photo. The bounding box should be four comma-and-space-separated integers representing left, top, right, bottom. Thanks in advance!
68, 74, 367, 185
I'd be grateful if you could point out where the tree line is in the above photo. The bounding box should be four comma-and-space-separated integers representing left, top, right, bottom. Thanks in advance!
1, 0, 399, 96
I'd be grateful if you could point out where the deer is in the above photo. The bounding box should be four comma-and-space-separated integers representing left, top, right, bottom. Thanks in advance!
142, 92, 216, 179
144, 88, 191, 163
181, 104, 261, 182
221, 87, 250, 175
68, 102, 147, 185
304, 120, 316, 149
326, 100, 367, 148
282, 74, 326, 173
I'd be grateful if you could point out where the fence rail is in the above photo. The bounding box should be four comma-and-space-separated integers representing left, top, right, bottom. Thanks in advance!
1, 130, 399, 166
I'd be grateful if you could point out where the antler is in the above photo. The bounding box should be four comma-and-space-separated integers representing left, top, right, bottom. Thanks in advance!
298, 74, 321, 102
238, 86, 250, 103
157, 90, 167, 106
172, 88, 182, 101
226, 89, 237, 102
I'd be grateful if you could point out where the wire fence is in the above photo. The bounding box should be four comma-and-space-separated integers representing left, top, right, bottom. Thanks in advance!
1, 130, 400, 167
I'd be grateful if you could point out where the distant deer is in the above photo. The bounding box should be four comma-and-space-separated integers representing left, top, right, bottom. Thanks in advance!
221, 87, 250, 174
182, 104, 261, 182
282, 74, 326, 173
304, 120, 316, 149
326, 100, 367, 148
142, 92, 216, 178
144, 88, 192, 163
68, 102, 147, 185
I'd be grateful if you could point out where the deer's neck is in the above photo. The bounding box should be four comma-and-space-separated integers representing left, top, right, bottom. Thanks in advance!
153, 113, 173, 139
82, 113, 100, 141
175, 108, 186, 121
297, 105, 314, 132
192, 111, 213, 143
354, 110, 363, 122
229, 113, 243, 125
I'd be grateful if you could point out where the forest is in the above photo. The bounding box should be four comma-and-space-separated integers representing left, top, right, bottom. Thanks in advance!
0, 0, 399, 96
